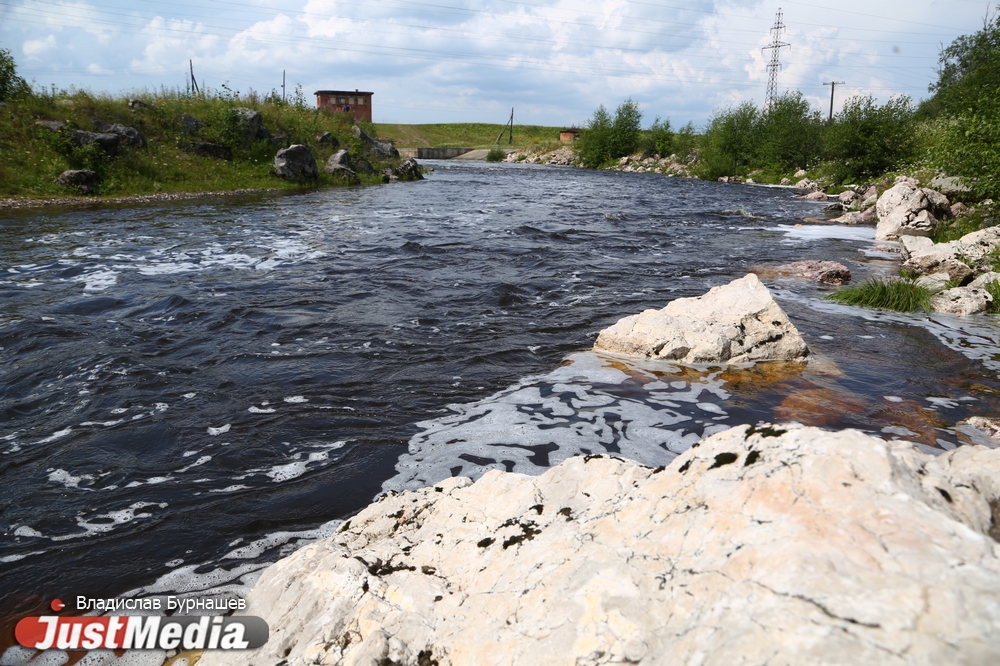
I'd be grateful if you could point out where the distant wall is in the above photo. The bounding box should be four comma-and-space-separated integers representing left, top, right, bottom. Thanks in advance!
397, 148, 473, 159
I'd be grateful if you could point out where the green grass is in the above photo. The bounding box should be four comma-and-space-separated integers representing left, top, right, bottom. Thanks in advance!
825, 277, 933, 313
374, 122, 561, 149
485, 146, 506, 162
0, 88, 398, 198
983, 279, 1000, 313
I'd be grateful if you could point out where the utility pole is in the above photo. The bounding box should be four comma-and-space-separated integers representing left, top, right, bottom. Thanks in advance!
762, 9, 790, 112
508, 107, 514, 145
189, 60, 200, 96
282, 70, 286, 103
823, 81, 845, 123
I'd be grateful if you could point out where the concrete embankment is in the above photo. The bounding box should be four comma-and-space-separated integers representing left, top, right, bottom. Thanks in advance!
397, 147, 473, 159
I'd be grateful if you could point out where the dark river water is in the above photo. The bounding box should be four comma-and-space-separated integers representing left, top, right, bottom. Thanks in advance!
3, 161, 1000, 642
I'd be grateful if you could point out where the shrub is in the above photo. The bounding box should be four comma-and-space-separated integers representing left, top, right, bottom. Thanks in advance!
639, 116, 673, 158
486, 146, 505, 162
696, 101, 761, 179
0, 46, 30, 102
576, 99, 643, 168
825, 277, 932, 313
823, 95, 917, 183
756, 91, 824, 172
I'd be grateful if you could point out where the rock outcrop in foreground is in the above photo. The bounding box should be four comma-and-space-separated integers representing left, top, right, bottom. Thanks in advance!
593, 274, 808, 363
200, 424, 1000, 666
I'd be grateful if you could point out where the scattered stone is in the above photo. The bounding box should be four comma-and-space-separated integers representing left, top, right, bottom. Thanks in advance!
875, 182, 939, 240
923, 187, 953, 218
957, 416, 1000, 445
394, 157, 423, 181
232, 107, 263, 143
902, 249, 973, 285
105, 123, 146, 148
325, 165, 360, 185
352, 125, 399, 158
255, 125, 272, 141
898, 235, 934, 261
873, 244, 901, 253
915, 272, 951, 291
273, 144, 318, 182
197, 423, 1000, 666
779, 177, 792, 186
969, 272, 1000, 289
802, 190, 828, 201
315, 131, 339, 146
951, 202, 971, 218
183, 141, 232, 160
771, 260, 851, 284
269, 133, 291, 148
793, 168, 807, 177
34, 120, 66, 132
895, 175, 919, 186
931, 287, 992, 315
859, 185, 879, 209
69, 130, 120, 155
181, 113, 206, 134
929, 174, 970, 195
381, 168, 398, 183
55, 169, 101, 194
838, 190, 859, 206
795, 178, 821, 192
127, 99, 150, 109
325, 149, 353, 171
830, 212, 863, 225
353, 156, 376, 176
859, 206, 877, 224
593, 274, 808, 364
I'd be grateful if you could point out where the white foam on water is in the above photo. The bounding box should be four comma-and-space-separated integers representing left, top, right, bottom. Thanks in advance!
884, 396, 904, 403
13, 525, 43, 537
248, 406, 276, 413
207, 424, 231, 436
927, 397, 959, 409
383, 351, 733, 494
283, 395, 308, 403
37, 427, 72, 444
176, 455, 211, 473
777, 224, 876, 243
209, 484, 249, 493
47, 469, 95, 489
50, 502, 168, 541
74, 268, 119, 291
182, 393, 196, 399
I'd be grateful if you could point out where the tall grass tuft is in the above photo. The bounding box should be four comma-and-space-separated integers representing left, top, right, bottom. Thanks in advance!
485, 146, 506, 162
983, 279, 1000, 313
825, 277, 933, 313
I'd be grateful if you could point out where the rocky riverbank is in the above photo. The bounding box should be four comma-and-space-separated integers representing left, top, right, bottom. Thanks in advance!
201, 421, 1000, 666
194, 275, 1000, 666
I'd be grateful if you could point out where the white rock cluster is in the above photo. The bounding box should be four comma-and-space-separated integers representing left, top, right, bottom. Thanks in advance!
875, 177, 953, 240
199, 423, 1000, 666
593, 274, 808, 363
898, 226, 1000, 314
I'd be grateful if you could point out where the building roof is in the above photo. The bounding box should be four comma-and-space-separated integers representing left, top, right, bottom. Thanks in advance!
315, 90, 374, 96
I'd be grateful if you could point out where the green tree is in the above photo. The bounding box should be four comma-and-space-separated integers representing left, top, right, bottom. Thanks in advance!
609, 98, 643, 159
0, 46, 30, 102
756, 91, 824, 172
824, 95, 917, 182
640, 116, 673, 158
928, 10, 1000, 199
576, 99, 643, 168
696, 101, 761, 179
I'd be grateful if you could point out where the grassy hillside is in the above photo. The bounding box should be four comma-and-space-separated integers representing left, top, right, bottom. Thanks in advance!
375, 122, 562, 149
0, 90, 396, 198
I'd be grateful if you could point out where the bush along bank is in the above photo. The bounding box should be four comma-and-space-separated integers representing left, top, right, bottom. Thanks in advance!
0, 83, 421, 201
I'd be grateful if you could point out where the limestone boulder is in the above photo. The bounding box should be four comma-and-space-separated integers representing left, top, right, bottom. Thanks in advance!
316, 131, 339, 146
34, 119, 65, 132
324, 149, 353, 171
802, 190, 828, 201
273, 144, 318, 182
69, 130, 120, 155
353, 125, 399, 158
875, 182, 939, 240
184, 141, 232, 160
593, 274, 808, 364
931, 287, 993, 315
198, 424, 1000, 666
969, 271, 1000, 289
104, 123, 146, 148
771, 260, 851, 284
901, 246, 973, 284
394, 157, 423, 181
181, 113, 205, 134
232, 107, 263, 143
55, 169, 101, 194
899, 235, 934, 261
795, 177, 821, 192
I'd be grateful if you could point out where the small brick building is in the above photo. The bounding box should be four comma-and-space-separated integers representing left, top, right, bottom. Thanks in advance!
560, 128, 582, 143
315, 90, 373, 123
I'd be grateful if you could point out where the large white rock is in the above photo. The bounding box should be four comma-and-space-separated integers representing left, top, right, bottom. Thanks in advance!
593, 274, 808, 364
875, 182, 938, 240
931, 286, 993, 315
199, 424, 1000, 666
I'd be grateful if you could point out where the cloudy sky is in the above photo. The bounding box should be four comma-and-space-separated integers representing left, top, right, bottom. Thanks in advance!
0, 0, 992, 127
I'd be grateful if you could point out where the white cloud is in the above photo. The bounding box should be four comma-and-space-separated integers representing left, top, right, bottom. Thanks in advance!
0, 0, 990, 125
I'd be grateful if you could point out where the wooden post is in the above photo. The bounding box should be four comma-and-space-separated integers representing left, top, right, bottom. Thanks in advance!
823, 81, 844, 123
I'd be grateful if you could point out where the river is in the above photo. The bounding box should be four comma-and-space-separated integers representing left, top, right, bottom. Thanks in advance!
3, 161, 1000, 633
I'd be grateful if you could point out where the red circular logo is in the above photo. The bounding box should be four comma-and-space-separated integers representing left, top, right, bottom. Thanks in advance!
49, 599, 64, 612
